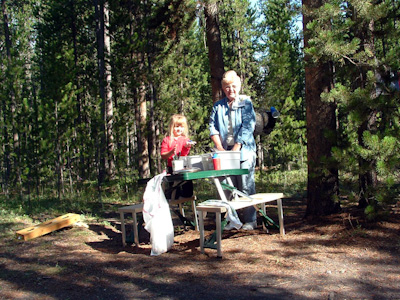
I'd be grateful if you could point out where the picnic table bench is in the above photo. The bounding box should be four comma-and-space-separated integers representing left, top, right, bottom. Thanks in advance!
197, 192, 285, 258
119, 195, 197, 246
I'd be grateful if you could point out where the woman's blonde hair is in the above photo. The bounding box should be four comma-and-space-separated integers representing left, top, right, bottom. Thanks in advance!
221, 70, 241, 89
168, 114, 189, 145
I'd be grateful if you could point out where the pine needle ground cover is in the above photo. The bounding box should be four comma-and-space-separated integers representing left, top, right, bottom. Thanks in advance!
0, 170, 399, 299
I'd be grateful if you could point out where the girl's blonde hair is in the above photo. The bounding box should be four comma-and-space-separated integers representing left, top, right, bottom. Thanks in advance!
168, 114, 189, 145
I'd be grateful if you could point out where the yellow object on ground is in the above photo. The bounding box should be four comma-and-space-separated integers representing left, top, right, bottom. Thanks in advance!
16, 213, 80, 241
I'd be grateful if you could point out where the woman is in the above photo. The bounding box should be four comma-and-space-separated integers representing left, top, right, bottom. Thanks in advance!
209, 70, 257, 230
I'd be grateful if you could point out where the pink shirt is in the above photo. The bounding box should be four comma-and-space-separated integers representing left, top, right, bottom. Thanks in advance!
161, 136, 191, 167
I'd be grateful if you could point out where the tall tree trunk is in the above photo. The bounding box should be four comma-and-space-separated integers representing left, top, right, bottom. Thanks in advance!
94, 0, 106, 203
303, 0, 339, 218
68, 0, 85, 184
2, 0, 17, 195
149, 82, 158, 174
55, 101, 62, 201
1, 0, 10, 195
104, 1, 115, 179
138, 81, 150, 179
357, 19, 378, 208
357, 110, 378, 208
31, 82, 40, 196
204, 0, 225, 103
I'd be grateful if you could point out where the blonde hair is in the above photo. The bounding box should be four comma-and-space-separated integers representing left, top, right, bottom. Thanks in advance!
168, 114, 189, 145
221, 70, 242, 89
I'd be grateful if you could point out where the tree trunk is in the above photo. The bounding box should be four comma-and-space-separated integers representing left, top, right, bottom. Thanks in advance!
104, 1, 115, 179
357, 19, 378, 208
68, 0, 85, 183
94, 0, 106, 203
2, 0, 21, 193
55, 101, 62, 201
357, 110, 378, 208
149, 82, 158, 174
1, 0, 11, 196
303, 0, 339, 218
204, 1, 225, 103
138, 82, 150, 178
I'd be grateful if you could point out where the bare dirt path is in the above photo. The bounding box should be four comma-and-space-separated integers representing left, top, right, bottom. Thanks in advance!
1, 198, 399, 300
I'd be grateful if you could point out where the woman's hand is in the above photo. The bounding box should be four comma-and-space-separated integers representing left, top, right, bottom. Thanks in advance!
211, 135, 225, 151
232, 143, 242, 152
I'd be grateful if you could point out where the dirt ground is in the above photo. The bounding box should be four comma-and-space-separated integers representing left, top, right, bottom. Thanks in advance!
1, 197, 399, 300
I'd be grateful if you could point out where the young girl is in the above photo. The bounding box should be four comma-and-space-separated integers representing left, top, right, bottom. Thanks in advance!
160, 114, 194, 198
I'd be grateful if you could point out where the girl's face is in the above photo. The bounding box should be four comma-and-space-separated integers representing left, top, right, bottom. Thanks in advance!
173, 123, 185, 137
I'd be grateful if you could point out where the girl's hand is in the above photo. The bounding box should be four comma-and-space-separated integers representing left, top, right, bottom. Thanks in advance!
173, 144, 178, 156
186, 140, 196, 147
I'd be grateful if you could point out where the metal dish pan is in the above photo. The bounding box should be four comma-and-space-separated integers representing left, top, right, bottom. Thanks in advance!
174, 167, 201, 174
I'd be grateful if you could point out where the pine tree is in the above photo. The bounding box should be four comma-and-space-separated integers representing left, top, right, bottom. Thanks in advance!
305, 0, 400, 217
303, 0, 340, 217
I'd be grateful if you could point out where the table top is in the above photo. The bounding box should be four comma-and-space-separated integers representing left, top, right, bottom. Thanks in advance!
165, 168, 248, 182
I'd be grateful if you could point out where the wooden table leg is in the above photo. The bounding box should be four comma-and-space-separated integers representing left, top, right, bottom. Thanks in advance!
277, 198, 285, 236
198, 211, 205, 253
132, 211, 139, 245
192, 199, 199, 231
216, 211, 222, 258
120, 212, 127, 246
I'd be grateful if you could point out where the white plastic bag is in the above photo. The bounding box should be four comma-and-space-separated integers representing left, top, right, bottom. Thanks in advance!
200, 199, 242, 230
142, 172, 174, 256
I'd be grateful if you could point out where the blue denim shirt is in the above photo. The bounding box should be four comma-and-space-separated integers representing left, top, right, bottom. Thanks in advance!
209, 95, 256, 161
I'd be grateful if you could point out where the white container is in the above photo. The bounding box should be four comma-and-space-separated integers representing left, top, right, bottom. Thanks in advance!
187, 155, 203, 170
172, 159, 185, 172
214, 151, 241, 170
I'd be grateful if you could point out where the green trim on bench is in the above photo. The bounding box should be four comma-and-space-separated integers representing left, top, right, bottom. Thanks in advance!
204, 219, 228, 249
258, 208, 279, 229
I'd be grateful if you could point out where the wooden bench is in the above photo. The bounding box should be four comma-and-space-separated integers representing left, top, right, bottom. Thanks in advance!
118, 195, 198, 246
196, 193, 284, 258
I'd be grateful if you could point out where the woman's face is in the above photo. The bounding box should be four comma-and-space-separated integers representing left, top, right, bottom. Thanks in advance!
222, 80, 241, 102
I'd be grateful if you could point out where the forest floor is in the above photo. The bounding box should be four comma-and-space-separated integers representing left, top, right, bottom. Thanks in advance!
0, 196, 399, 300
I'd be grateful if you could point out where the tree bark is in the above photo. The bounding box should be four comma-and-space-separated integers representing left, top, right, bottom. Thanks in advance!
204, 1, 225, 103
103, 1, 115, 179
2, 0, 21, 191
357, 110, 378, 208
357, 19, 378, 208
138, 81, 150, 179
1, 0, 11, 195
303, 0, 339, 218
94, 0, 106, 202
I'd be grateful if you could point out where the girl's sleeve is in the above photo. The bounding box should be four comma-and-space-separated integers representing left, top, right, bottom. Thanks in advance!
161, 137, 171, 156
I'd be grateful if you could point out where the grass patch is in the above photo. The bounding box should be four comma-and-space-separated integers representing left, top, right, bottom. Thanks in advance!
256, 168, 307, 197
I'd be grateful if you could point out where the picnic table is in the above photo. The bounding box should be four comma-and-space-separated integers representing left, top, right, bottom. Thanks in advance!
167, 168, 285, 257
120, 168, 285, 258
119, 169, 248, 246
